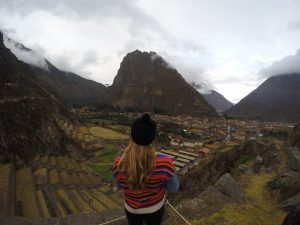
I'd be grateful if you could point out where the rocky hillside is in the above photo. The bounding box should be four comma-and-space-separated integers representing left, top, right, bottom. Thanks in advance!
225, 73, 300, 123
0, 31, 71, 163
4, 36, 107, 105
106, 50, 217, 117
202, 90, 234, 112
267, 123, 300, 210
288, 123, 300, 148
32, 62, 107, 105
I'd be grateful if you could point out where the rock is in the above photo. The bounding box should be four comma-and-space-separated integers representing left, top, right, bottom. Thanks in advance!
267, 171, 300, 200
176, 198, 208, 219
33, 218, 61, 225
238, 164, 253, 175
0, 215, 32, 225
199, 185, 228, 206
282, 193, 300, 211
288, 123, 300, 148
287, 147, 300, 171
214, 173, 245, 202
253, 155, 263, 173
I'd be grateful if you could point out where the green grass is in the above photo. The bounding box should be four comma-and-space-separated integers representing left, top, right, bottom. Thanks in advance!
88, 164, 113, 181
192, 173, 287, 225
90, 126, 128, 139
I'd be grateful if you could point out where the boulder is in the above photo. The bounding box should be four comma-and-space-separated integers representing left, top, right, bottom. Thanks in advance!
253, 155, 263, 173
214, 173, 245, 202
176, 198, 208, 219
267, 171, 300, 200
287, 147, 300, 171
282, 193, 300, 211
0, 215, 32, 225
238, 164, 253, 175
33, 218, 61, 225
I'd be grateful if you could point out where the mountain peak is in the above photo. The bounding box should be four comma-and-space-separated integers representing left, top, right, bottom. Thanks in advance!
225, 73, 300, 122
106, 51, 218, 116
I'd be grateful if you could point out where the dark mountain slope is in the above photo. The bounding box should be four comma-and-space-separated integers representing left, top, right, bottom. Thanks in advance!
0, 31, 71, 163
4, 37, 107, 104
225, 73, 300, 123
31, 62, 107, 104
106, 50, 218, 117
202, 90, 234, 112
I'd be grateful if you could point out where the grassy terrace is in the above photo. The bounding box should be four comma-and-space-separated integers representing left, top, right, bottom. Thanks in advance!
0, 154, 123, 219
33, 168, 48, 185
15, 168, 41, 219
36, 190, 50, 218
88, 145, 120, 181
49, 169, 60, 185
192, 172, 286, 225
81, 190, 106, 212
68, 189, 93, 213
0, 164, 12, 215
59, 171, 73, 187
89, 126, 128, 139
90, 189, 120, 209
56, 188, 79, 214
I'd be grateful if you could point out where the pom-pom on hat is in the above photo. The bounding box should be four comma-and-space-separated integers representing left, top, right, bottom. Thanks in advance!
131, 113, 157, 146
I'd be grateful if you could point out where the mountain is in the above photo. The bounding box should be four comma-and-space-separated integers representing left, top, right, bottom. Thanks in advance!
31, 62, 107, 104
225, 73, 300, 123
4, 37, 107, 105
0, 31, 71, 163
106, 50, 218, 116
202, 90, 234, 112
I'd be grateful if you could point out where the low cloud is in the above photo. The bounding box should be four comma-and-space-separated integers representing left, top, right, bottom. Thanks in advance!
260, 50, 300, 77
3, 35, 48, 70
190, 82, 212, 95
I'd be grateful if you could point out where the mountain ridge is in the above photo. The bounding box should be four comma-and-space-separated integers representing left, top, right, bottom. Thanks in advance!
0, 31, 71, 163
225, 73, 300, 123
105, 50, 218, 117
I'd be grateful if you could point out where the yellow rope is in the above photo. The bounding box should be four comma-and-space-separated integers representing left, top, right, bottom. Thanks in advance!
97, 200, 192, 225
98, 215, 126, 225
166, 200, 192, 225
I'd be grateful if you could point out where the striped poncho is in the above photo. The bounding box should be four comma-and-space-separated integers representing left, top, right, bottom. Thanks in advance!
112, 154, 175, 210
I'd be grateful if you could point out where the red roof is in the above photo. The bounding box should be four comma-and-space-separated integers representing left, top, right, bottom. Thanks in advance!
199, 148, 210, 154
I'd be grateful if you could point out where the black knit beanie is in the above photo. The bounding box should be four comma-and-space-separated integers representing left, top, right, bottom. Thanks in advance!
131, 113, 157, 146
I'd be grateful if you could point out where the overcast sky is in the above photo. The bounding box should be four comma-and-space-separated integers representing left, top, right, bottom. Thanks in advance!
1, 0, 300, 103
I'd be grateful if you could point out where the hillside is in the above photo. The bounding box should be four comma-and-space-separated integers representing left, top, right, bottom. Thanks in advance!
106, 50, 218, 117
225, 73, 300, 123
0, 31, 71, 163
202, 90, 234, 112
4, 37, 107, 105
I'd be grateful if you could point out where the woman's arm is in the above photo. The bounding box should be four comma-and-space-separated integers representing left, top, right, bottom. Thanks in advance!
165, 171, 180, 193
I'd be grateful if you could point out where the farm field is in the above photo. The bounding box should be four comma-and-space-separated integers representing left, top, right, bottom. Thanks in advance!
89, 126, 128, 139
0, 155, 123, 219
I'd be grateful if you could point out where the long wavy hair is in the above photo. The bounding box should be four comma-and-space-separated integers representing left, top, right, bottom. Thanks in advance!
118, 140, 156, 190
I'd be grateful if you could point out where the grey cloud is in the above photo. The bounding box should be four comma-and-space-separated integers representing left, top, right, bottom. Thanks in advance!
3, 35, 48, 70
260, 50, 300, 77
288, 21, 300, 30
80, 50, 99, 66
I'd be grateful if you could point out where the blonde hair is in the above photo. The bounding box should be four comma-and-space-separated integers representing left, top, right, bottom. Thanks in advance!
118, 141, 156, 190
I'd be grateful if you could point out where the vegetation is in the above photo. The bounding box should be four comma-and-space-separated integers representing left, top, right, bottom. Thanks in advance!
193, 173, 287, 225
89, 126, 128, 139
15, 168, 41, 219
57, 188, 79, 214
36, 190, 51, 218
49, 169, 60, 185
88, 164, 113, 181
0, 164, 12, 215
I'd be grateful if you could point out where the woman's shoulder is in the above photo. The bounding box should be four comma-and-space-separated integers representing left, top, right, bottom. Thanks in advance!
155, 153, 174, 169
156, 153, 173, 161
